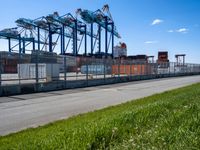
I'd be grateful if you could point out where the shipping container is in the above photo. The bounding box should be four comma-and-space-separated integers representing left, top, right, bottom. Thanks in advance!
4, 65, 17, 73
18, 63, 60, 82
112, 64, 153, 75
157, 51, 169, 63
81, 65, 111, 75
113, 42, 127, 58
0, 51, 31, 73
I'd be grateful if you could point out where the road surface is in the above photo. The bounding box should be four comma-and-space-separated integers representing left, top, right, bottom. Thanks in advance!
0, 75, 200, 135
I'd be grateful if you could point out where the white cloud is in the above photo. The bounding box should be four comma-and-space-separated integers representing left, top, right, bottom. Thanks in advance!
176, 28, 188, 33
168, 30, 174, 33
151, 19, 163, 25
145, 41, 158, 44
167, 28, 189, 34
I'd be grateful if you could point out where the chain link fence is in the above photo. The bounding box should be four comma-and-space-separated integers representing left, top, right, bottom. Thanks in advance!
0, 52, 200, 96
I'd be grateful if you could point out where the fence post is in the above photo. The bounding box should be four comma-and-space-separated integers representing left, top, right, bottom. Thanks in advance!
174, 62, 176, 76
95, 58, 97, 79
103, 57, 106, 83
145, 62, 147, 78
130, 61, 132, 80
35, 51, 39, 92
76, 56, 78, 80
140, 63, 142, 80
18, 52, 21, 87
0, 53, 2, 95
64, 56, 67, 88
86, 57, 88, 86
199, 65, 200, 74
118, 58, 120, 80
156, 62, 158, 77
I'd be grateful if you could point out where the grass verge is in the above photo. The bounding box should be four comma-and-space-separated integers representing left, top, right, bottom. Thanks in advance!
0, 83, 200, 149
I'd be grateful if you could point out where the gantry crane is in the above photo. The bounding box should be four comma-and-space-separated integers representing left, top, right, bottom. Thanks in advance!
0, 27, 39, 53
76, 4, 121, 57
15, 17, 73, 53
0, 4, 121, 57
45, 12, 97, 55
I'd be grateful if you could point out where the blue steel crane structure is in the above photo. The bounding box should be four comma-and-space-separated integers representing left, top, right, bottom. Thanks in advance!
45, 12, 97, 55
0, 4, 121, 58
0, 27, 37, 54
16, 17, 73, 54
0, 13, 95, 55
76, 4, 121, 57
0, 17, 69, 54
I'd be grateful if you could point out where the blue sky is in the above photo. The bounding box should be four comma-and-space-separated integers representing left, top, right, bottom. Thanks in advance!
0, 0, 200, 63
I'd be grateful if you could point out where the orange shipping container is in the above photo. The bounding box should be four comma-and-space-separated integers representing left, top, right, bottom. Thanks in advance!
112, 64, 146, 75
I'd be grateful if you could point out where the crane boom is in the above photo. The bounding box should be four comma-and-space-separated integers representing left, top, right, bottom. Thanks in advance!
77, 8, 121, 38
16, 18, 73, 38
102, 4, 113, 21
46, 12, 97, 38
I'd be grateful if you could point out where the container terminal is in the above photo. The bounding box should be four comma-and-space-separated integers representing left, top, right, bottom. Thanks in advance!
0, 5, 200, 96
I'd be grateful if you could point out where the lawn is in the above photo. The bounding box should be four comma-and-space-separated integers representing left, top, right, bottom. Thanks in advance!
0, 83, 200, 150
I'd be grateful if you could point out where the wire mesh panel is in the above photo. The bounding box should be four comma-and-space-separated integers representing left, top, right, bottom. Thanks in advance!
0, 52, 200, 96
0, 52, 34, 86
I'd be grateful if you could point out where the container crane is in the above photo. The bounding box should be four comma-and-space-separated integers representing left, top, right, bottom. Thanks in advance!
76, 8, 121, 38
0, 27, 39, 53
45, 12, 94, 55
16, 18, 36, 30
46, 12, 96, 38
76, 5, 121, 57
0, 28, 19, 38
15, 17, 74, 53
0, 5, 122, 57
16, 17, 72, 38
102, 5, 113, 20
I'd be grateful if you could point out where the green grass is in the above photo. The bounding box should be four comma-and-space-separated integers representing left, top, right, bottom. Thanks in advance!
0, 83, 200, 150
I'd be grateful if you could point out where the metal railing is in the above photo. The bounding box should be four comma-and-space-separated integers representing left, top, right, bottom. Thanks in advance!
0, 52, 200, 96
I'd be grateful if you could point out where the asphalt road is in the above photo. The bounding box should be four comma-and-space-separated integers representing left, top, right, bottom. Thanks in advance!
0, 75, 200, 136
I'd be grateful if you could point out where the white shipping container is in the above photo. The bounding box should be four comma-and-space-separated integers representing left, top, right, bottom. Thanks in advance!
18, 63, 60, 81
113, 46, 127, 58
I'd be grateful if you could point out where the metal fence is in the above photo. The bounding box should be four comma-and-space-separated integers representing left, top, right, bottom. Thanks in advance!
0, 51, 200, 96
